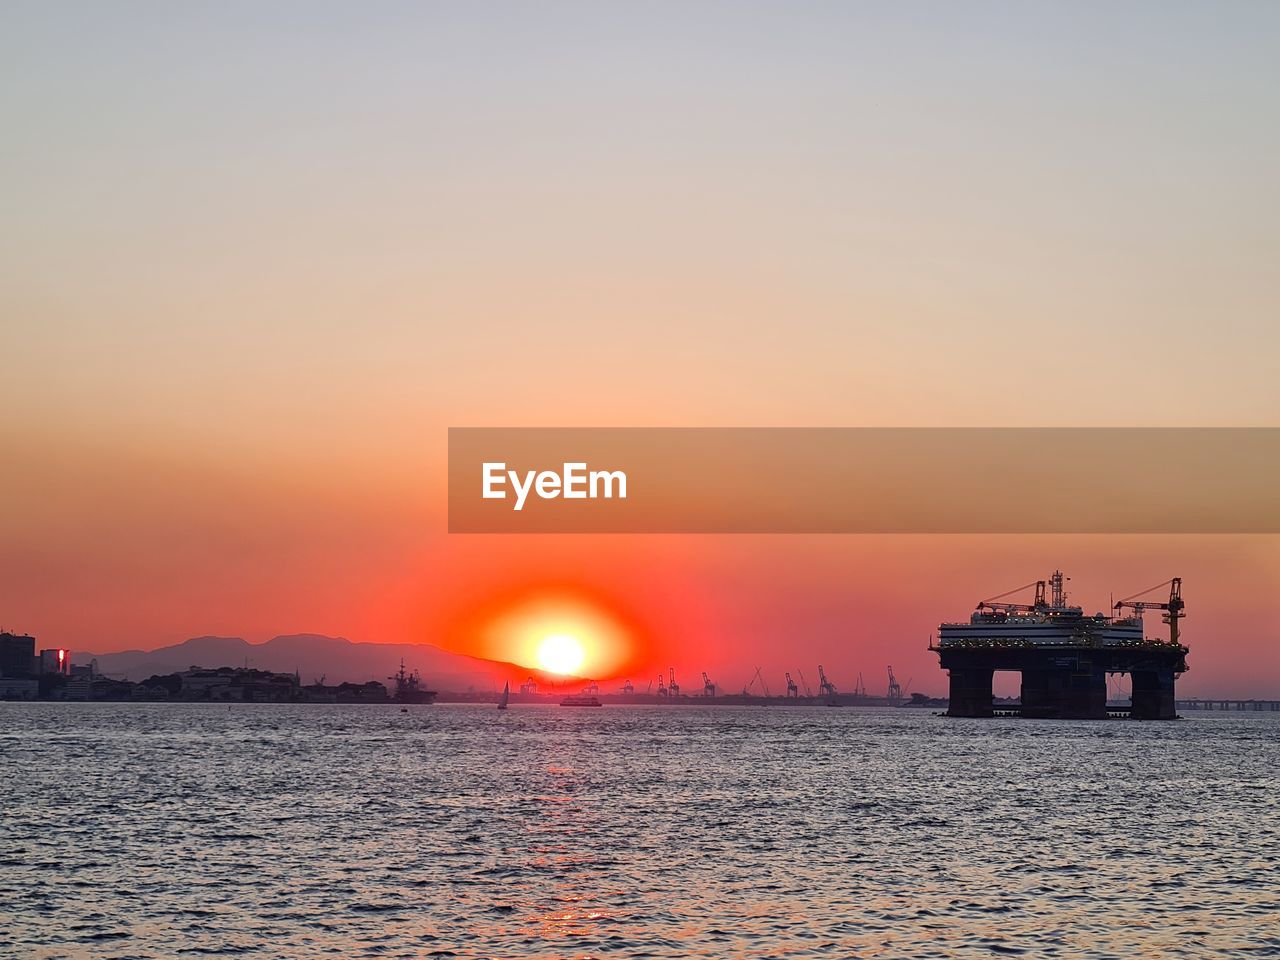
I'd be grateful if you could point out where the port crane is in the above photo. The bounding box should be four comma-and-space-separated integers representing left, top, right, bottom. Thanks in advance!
620, 679, 634, 694
796, 669, 814, 697
785, 672, 799, 698
742, 667, 771, 697
701, 672, 716, 697
520, 677, 538, 695
887, 666, 902, 704
656, 674, 667, 697
583, 680, 599, 694
855, 673, 867, 698
817, 664, 837, 697
668, 668, 680, 698
1114, 578, 1185, 646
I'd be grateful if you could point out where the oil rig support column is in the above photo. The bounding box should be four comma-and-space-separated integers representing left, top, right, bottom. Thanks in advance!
946, 666, 994, 718
1130, 667, 1178, 720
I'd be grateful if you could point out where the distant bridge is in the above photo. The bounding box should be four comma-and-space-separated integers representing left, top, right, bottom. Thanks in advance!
1176, 699, 1280, 712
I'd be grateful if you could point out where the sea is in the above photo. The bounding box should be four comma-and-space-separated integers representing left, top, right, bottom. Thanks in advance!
2, 703, 1277, 959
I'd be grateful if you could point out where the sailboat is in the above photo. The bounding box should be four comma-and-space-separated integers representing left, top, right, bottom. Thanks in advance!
497, 681, 510, 710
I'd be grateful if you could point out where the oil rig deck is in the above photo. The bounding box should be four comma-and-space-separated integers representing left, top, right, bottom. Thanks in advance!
933, 573, 1189, 720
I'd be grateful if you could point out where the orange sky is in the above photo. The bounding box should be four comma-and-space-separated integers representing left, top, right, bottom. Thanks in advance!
2, 5, 1278, 695
4, 420, 1277, 695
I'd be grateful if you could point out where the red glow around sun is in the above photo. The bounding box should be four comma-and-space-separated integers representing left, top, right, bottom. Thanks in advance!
470, 591, 636, 678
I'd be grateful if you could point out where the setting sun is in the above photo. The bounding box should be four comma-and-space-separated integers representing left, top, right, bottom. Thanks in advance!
470, 591, 637, 678
536, 633, 586, 675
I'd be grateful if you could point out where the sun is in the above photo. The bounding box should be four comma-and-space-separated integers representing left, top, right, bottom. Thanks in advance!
475, 592, 634, 677
536, 633, 586, 675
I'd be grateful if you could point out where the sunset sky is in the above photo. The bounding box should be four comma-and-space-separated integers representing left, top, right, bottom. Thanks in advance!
2, 3, 1278, 695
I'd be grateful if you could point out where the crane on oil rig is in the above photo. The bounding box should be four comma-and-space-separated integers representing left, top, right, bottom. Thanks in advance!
1114, 578, 1185, 646
886, 666, 903, 704
785, 672, 799, 698
701, 672, 716, 697
817, 664, 837, 697
977, 579, 1048, 614
668, 668, 680, 698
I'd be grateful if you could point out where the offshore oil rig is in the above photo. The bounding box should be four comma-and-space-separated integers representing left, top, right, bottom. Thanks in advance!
932, 571, 1188, 720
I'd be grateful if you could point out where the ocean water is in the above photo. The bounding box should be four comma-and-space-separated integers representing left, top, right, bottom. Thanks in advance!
1, 703, 1277, 959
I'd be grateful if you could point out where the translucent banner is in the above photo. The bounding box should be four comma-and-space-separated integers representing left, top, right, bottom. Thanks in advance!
448, 428, 1280, 533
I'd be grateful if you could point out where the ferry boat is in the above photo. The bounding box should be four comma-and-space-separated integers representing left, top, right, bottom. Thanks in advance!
559, 695, 602, 707
936, 570, 1147, 649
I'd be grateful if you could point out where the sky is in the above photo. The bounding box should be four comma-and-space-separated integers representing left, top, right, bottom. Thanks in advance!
2, 2, 1278, 695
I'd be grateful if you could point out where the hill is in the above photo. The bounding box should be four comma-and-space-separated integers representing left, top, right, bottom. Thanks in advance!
73, 634, 512, 692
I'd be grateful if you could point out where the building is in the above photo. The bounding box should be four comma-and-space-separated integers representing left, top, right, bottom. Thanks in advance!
0, 632, 36, 677
39, 648, 71, 676
0, 677, 39, 700
65, 677, 92, 701
177, 666, 302, 701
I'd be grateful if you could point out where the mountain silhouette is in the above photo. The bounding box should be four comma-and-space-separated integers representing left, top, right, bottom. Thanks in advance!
74, 634, 518, 692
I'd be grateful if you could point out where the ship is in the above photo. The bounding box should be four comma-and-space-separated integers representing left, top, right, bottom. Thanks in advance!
389, 659, 438, 704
